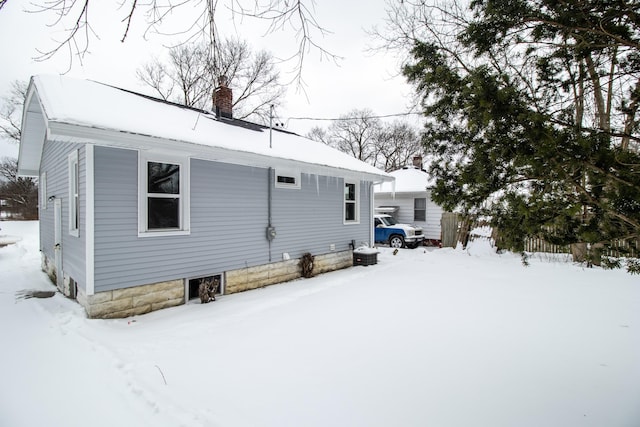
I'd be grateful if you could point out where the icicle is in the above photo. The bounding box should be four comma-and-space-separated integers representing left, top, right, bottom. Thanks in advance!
315, 174, 320, 196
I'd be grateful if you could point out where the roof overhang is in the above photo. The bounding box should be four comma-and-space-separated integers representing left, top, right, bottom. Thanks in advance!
17, 82, 47, 177
41, 121, 393, 183
18, 76, 394, 184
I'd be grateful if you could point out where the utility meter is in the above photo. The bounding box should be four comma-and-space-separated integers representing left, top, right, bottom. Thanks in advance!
266, 226, 277, 241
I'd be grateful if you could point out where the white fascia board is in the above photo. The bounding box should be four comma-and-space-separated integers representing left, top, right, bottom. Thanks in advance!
17, 168, 40, 177
47, 121, 393, 183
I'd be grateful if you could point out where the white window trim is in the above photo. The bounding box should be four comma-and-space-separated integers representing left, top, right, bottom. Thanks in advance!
138, 151, 190, 237
40, 171, 47, 211
274, 169, 301, 189
343, 180, 360, 225
68, 150, 79, 237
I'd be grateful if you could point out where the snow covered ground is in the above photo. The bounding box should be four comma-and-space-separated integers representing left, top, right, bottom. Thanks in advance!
1, 221, 639, 427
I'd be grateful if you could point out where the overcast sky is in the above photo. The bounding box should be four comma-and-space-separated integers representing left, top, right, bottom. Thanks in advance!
0, 0, 420, 159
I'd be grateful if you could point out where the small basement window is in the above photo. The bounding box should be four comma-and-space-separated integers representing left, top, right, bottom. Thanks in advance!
187, 274, 223, 300
277, 175, 296, 185
275, 170, 301, 189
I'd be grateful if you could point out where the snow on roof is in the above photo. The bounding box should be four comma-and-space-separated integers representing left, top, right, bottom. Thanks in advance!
19, 75, 392, 182
373, 165, 435, 193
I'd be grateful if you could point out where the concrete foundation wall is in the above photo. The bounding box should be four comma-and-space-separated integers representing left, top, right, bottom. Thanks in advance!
77, 279, 184, 319
225, 250, 353, 294
44, 250, 353, 319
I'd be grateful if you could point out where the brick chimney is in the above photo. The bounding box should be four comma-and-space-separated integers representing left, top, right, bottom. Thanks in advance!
213, 76, 233, 119
413, 155, 423, 169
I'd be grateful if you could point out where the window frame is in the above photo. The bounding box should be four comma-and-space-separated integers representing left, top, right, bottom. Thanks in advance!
138, 152, 190, 237
68, 150, 79, 237
274, 170, 301, 189
414, 197, 427, 222
343, 180, 360, 224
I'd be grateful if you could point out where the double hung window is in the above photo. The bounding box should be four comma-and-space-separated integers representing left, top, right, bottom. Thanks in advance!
68, 150, 79, 236
147, 161, 181, 229
414, 198, 426, 222
344, 182, 359, 223
139, 154, 190, 236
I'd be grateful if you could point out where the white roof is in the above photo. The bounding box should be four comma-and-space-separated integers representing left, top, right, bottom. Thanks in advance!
18, 74, 392, 183
373, 166, 434, 194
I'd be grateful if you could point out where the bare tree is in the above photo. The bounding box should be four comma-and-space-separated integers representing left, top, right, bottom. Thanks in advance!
306, 126, 329, 144
137, 39, 285, 123
375, 120, 422, 172
307, 111, 422, 171
0, 80, 28, 143
138, 43, 211, 107
311, 109, 383, 165
0, 157, 38, 219
20, 0, 337, 83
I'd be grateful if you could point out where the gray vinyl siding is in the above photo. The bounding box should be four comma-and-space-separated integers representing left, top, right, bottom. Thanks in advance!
271, 174, 371, 258
375, 192, 443, 240
93, 147, 372, 293
39, 140, 87, 291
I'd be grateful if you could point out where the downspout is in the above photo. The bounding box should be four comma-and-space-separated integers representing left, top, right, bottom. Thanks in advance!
369, 181, 375, 247
267, 105, 275, 262
268, 167, 273, 262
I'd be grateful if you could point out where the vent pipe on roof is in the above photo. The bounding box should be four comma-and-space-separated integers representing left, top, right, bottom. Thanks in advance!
213, 76, 233, 119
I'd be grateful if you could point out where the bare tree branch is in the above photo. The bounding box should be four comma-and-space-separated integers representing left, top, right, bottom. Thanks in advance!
137, 38, 285, 123
19, 0, 336, 84
0, 157, 38, 219
0, 80, 28, 143
120, 0, 138, 42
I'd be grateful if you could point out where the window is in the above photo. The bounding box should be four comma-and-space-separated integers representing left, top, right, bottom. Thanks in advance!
414, 198, 426, 222
277, 175, 295, 185
147, 161, 180, 229
344, 181, 359, 223
139, 153, 190, 236
40, 171, 47, 211
187, 274, 223, 300
68, 150, 79, 236
275, 170, 301, 189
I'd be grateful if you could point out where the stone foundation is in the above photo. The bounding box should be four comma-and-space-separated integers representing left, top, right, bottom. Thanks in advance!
225, 250, 353, 294
46, 250, 353, 318
77, 279, 184, 319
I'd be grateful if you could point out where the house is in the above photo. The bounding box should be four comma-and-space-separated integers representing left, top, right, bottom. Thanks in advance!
373, 157, 445, 243
18, 75, 392, 318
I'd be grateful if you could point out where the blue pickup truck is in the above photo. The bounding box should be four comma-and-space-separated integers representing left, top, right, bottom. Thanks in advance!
374, 214, 425, 249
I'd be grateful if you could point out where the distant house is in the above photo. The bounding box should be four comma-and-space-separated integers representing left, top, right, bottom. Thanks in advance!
18, 75, 392, 318
374, 157, 445, 243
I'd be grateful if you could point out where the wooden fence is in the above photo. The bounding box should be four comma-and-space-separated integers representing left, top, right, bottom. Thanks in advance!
524, 236, 639, 258
441, 213, 638, 258
523, 237, 570, 254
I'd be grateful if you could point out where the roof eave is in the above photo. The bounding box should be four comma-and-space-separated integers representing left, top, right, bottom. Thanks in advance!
46, 121, 393, 182
17, 81, 47, 177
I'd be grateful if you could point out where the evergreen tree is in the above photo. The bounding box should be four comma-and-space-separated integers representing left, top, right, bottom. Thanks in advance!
399, 0, 640, 267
